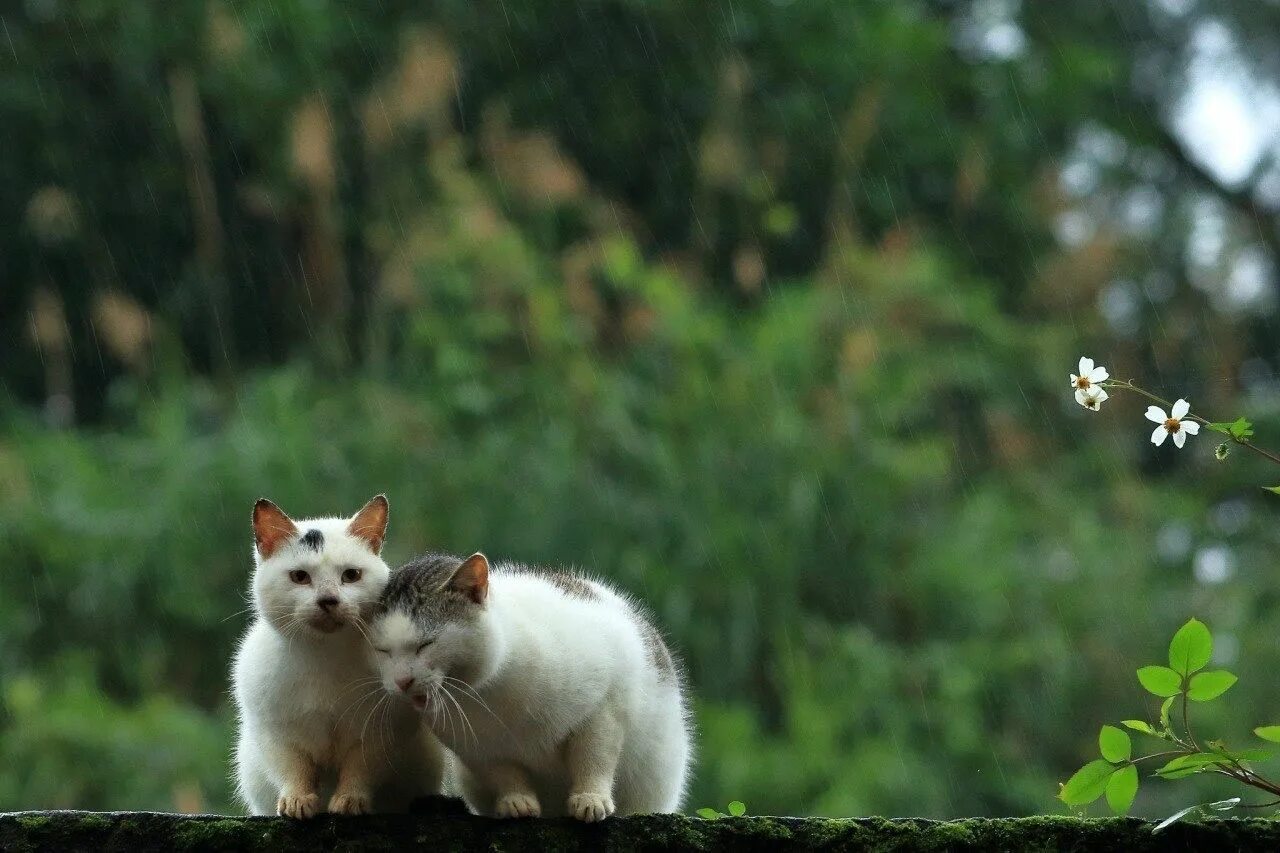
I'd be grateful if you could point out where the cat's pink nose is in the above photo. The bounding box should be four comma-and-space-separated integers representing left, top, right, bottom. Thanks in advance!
395, 676, 415, 693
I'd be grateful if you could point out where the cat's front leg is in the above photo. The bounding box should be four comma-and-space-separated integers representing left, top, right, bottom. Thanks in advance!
564, 707, 623, 822
480, 763, 542, 818
328, 743, 373, 815
270, 743, 321, 819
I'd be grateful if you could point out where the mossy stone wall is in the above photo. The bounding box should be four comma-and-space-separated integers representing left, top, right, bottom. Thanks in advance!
4, 799, 1279, 851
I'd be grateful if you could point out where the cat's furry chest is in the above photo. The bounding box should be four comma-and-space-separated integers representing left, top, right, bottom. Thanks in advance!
236, 620, 383, 731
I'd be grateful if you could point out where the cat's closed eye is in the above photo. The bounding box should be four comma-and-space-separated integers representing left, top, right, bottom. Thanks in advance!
416, 640, 433, 654
288, 569, 310, 585
341, 567, 362, 583
373, 647, 391, 655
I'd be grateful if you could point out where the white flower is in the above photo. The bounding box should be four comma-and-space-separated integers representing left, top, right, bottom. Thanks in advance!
1145, 398, 1201, 448
1071, 357, 1110, 410
1071, 357, 1109, 393
1077, 385, 1108, 411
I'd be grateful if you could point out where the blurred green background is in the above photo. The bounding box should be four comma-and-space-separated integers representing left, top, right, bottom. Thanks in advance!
4, 0, 1280, 819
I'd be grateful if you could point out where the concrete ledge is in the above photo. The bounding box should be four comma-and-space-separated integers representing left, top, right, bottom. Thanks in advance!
4, 798, 1280, 851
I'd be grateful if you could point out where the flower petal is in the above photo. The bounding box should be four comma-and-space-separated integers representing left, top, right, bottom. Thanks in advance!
1075, 389, 1088, 406
1094, 388, 1109, 403
1145, 406, 1167, 424
1182, 420, 1200, 435
1173, 429, 1187, 448
1088, 366, 1109, 383
1171, 398, 1190, 420
1070, 374, 1080, 387
1079, 357, 1094, 376
1152, 425, 1168, 446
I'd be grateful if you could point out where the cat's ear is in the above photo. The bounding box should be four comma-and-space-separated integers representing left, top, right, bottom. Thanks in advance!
253, 498, 298, 559
449, 552, 490, 604
347, 494, 390, 554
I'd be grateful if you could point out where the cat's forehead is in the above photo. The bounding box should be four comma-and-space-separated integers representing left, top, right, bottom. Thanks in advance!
268, 517, 379, 566
373, 609, 420, 645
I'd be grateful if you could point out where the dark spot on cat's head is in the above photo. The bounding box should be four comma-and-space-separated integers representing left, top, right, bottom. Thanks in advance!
300, 529, 324, 551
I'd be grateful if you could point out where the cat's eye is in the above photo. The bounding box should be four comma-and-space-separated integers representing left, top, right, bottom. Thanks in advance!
416, 640, 433, 654
288, 570, 311, 585
374, 647, 390, 656
341, 567, 362, 583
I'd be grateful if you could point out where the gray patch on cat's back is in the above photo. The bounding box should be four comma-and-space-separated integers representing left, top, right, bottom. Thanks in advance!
300, 529, 324, 550
545, 571, 598, 600
640, 619, 674, 679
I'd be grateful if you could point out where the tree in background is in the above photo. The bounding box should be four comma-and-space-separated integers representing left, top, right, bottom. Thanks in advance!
2, 0, 1280, 818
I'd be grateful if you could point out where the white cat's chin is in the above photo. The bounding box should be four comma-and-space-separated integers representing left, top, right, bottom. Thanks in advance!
306, 615, 346, 634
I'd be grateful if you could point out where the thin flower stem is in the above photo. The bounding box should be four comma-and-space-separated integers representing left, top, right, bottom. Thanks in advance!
1103, 380, 1280, 468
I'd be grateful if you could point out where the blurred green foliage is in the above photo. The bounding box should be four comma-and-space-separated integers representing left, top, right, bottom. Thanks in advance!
4, 0, 1280, 819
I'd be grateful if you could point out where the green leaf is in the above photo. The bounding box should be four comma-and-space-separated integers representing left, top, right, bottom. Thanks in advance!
1137, 665, 1184, 697
1059, 760, 1117, 806
1160, 697, 1175, 729
727, 801, 746, 817
1207, 418, 1255, 439
696, 808, 723, 820
1254, 726, 1280, 743
1105, 765, 1139, 815
1168, 619, 1212, 675
1154, 753, 1225, 779
1099, 725, 1131, 762
1215, 442, 1230, 461
1187, 670, 1237, 702
1264, 486, 1280, 497
1121, 720, 1157, 736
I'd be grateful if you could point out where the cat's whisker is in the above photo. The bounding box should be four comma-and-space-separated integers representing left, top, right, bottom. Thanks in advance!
221, 606, 257, 623
334, 684, 388, 726
441, 675, 498, 717
441, 676, 511, 741
349, 616, 375, 647
432, 683, 459, 746
438, 681, 478, 748
330, 676, 385, 702
360, 693, 388, 757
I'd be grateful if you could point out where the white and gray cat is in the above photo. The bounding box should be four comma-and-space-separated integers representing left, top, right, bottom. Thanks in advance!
367, 551, 693, 820
231, 496, 445, 817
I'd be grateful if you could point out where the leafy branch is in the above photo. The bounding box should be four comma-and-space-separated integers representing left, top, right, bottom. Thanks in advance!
1061, 619, 1280, 827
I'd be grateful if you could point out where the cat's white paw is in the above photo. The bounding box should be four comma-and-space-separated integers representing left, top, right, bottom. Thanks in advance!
328, 790, 372, 815
567, 792, 615, 822
276, 791, 321, 819
495, 792, 542, 818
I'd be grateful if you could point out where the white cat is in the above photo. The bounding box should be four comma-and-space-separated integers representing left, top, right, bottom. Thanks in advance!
367, 551, 692, 821
231, 496, 445, 817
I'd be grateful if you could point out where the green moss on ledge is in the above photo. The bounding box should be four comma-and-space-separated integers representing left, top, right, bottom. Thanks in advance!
3, 800, 1279, 852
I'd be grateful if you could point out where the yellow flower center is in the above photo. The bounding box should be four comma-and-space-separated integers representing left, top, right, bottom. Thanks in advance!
1164, 418, 1181, 434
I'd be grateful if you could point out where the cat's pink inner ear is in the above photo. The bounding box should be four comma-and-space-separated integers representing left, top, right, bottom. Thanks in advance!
451, 552, 490, 604
253, 498, 298, 559
347, 494, 390, 554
